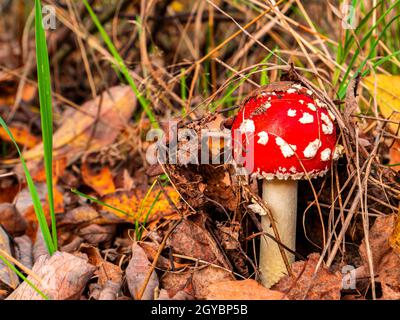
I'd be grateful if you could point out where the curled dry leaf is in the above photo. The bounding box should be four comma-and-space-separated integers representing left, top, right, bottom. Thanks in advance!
0, 184, 19, 203
81, 161, 116, 196
60, 205, 123, 226
14, 184, 64, 239
139, 241, 188, 270
200, 166, 238, 212
0, 289, 7, 299
359, 214, 400, 299
206, 279, 286, 300
33, 228, 49, 263
78, 224, 116, 246
158, 289, 194, 300
378, 249, 400, 299
126, 242, 159, 300
0, 203, 27, 236
390, 209, 400, 254
81, 245, 123, 287
167, 218, 230, 268
0, 227, 19, 290
21, 85, 137, 166
61, 236, 84, 253
61, 205, 99, 224
98, 280, 121, 300
359, 214, 395, 270
161, 265, 234, 299
97, 187, 179, 224
140, 242, 175, 270
166, 163, 237, 212
13, 235, 33, 269
272, 253, 342, 300
6, 251, 96, 300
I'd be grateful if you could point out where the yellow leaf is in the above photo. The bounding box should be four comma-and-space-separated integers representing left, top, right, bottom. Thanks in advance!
99, 187, 179, 223
364, 75, 400, 134
81, 162, 116, 196
0, 125, 40, 148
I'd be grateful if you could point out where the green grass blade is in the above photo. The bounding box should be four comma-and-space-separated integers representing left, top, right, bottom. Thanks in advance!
35, 0, 57, 250
0, 117, 55, 255
0, 254, 50, 300
72, 180, 163, 242
71, 188, 132, 218
82, 0, 159, 129
362, 50, 400, 76
138, 190, 162, 241
338, 12, 400, 98
338, 0, 400, 98
136, 179, 158, 240
211, 51, 274, 111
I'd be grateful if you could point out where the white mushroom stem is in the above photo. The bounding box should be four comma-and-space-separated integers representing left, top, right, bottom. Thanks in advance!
260, 179, 297, 288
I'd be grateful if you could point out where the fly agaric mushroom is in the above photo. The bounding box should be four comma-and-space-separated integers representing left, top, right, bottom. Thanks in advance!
231, 81, 338, 288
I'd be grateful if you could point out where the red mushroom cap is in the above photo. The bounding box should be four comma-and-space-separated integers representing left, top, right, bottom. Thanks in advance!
231, 82, 337, 180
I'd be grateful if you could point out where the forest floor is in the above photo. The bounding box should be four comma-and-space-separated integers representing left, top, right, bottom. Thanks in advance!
0, 0, 399, 300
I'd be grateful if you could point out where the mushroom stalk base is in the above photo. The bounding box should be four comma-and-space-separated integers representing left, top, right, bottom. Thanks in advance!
260, 179, 297, 288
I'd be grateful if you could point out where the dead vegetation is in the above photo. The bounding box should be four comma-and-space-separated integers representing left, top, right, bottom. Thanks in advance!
0, 0, 399, 300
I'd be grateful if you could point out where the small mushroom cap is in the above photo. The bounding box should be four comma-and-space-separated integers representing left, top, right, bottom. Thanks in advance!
231, 82, 337, 180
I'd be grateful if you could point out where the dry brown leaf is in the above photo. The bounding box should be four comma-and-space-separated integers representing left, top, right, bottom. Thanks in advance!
161, 265, 234, 299
206, 279, 286, 300
6, 251, 95, 300
379, 249, 400, 299
388, 140, 400, 171
0, 184, 19, 203
359, 214, 395, 270
78, 224, 116, 246
14, 183, 48, 218
23, 86, 137, 162
13, 235, 33, 270
126, 242, 159, 300
272, 253, 342, 300
98, 280, 121, 300
167, 218, 230, 268
60, 205, 122, 226
15, 183, 64, 239
0, 289, 8, 299
81, 162, 116, 196
139, 241, 188, 270
33, 228, 49, 263
61, 236, 84, 253
0, 226, 19, 290
158, 289, 194, 300
0, 203, 27, 236
61, 205, 101, 225
359, 214, 400, 299
80, 245, 122, 287
140, 242, 173, 270
390, 208, 400, 254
